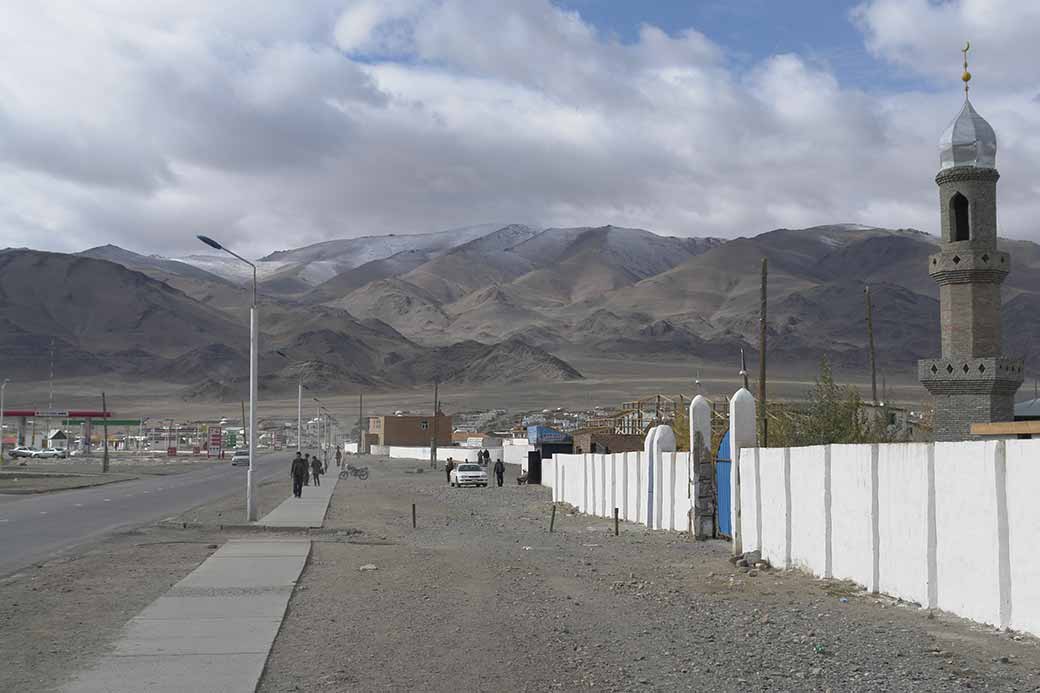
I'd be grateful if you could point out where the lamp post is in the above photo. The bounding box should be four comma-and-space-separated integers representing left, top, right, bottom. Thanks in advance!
0, 379, 8, 465
198, 234, 258, 522
275, 351, 304, 452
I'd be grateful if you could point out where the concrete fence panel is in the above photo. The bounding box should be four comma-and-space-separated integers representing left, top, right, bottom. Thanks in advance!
1006, 439, 1040, 634
830, 444, 877, 590
877, 442, 933, 607
934, 440, 1003, 628
738, 448, 760, 552
757, 447, 790, 569
789, 445, 828, 577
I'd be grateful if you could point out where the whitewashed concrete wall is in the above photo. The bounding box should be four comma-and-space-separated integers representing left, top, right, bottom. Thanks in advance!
384, 446, 498, 463
737, 438, 1040, 637
543, 451, 692, 532
504, 441, 534, 467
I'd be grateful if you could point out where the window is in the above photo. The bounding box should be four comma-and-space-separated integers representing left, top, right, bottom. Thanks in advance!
420, 420, 429, 430
950, 192, 970, 241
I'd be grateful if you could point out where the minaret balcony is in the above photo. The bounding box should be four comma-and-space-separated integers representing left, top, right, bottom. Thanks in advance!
928, 248, 1009, 285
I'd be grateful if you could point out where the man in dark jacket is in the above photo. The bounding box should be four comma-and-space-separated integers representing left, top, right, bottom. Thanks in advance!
311, 455, 323, 487
290, 453, 308, 498
445, 457, 455, 484
493, 458, 505, 487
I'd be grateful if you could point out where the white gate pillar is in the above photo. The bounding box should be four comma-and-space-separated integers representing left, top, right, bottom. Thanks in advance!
729, 387, 757, 555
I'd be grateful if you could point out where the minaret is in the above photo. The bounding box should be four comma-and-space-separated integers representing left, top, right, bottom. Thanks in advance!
918, 43, 1023, 441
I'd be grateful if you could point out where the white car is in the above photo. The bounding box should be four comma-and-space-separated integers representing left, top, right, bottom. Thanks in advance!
8, 446, 35, 459
31, 448, 67, 459
450, 463, 488, 488
231, 449, 250, 466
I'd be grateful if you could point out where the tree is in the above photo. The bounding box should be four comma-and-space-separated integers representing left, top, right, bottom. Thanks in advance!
768, 358, 894, 447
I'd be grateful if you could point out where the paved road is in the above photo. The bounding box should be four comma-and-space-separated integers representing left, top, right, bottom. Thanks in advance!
0, 453, 289, 578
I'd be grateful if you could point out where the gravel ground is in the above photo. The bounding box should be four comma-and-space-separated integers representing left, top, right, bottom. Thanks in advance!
259, 454, 1040, 693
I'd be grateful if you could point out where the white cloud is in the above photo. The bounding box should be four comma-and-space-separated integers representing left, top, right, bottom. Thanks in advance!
1, 0, 1039, 259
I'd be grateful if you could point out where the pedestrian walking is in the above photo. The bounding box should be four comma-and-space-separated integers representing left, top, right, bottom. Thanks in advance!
303, 454, 312, 485
445, 457, 455, 484
493, 458, 505, 487
311, 455, 323, 487
335, 448, 343, 468
290, 452, 307, 498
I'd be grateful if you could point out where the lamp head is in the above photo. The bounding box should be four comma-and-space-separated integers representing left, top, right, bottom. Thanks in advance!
197, 235, 223, 250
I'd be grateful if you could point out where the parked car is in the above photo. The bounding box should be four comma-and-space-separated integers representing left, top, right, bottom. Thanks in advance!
231, 449, 250, 466
31, 448, 67, 459
450, 463, 488, 488
8, 446, 35, 458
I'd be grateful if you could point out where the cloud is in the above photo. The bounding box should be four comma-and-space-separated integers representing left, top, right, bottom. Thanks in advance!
1, 0, 1039, 259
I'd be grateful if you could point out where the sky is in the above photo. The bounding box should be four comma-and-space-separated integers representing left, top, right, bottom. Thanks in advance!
2, 0, 1039, 258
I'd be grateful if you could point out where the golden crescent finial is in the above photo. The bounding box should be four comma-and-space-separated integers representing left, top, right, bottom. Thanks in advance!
961, 41, 971, 95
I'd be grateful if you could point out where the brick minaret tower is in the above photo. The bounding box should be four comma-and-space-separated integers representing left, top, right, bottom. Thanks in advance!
918, 44, 1023, 441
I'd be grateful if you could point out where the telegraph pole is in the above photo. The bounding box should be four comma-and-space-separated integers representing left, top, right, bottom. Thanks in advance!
759, 257, 768, 447
430, 381, 439, 469
865, 285, 879, 405
101, 391, 109, 473
358, 392, 364, 454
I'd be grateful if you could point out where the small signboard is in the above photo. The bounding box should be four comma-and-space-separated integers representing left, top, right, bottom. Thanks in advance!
167, 447, 177, 457
209, 427, 223, 450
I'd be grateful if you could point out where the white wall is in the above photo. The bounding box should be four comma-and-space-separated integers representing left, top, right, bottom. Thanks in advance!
365, 445, 500, 463
739, 438, 1040, 638
1006, 440, 1040, 634
547, 451, 691, 532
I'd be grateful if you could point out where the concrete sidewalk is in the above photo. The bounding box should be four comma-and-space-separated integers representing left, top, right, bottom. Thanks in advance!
256, 467, 339, 528
63, 539, 311, 693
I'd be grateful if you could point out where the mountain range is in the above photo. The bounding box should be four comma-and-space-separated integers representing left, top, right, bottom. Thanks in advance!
3, 221, 1038, 400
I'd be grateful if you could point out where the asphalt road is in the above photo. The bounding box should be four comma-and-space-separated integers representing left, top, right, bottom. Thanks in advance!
0, 452, 289, 578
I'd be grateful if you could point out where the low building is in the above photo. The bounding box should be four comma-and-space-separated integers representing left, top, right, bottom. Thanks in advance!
368, 413, 452, 447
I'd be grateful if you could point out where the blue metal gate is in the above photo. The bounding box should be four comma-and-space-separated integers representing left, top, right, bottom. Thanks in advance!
715, 430, 731, 537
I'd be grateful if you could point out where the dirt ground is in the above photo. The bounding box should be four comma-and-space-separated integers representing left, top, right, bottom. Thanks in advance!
259, 455, 1040, 692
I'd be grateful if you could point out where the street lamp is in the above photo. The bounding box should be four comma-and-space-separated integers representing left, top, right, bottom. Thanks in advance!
197, 234, 258, 521
0, 379, 8, 465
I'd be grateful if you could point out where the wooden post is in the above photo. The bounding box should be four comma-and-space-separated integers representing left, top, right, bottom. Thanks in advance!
549, 503, 557, 532
430, 381, 439, 469
614, 507, 619, 536
759, 257, 768, 447
865, 285, 878, 405
101, 392, 109, 473
358, 392, 364, 454
412, 503, 416, 529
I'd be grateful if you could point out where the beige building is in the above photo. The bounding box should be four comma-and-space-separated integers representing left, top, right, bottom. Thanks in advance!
368, 414, 452, 447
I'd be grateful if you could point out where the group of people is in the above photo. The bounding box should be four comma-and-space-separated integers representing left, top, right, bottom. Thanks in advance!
289, 451, 326, 498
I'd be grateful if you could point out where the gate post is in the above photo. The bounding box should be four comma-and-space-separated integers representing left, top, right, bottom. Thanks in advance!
690, 395, 714, 540
729, 387, 757, 555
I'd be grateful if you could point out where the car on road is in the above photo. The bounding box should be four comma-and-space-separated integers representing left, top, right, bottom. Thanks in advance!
230, 449, 250, 466
30, 448, 67, 459
450, 463, 488, 488
7, 446, 36, 458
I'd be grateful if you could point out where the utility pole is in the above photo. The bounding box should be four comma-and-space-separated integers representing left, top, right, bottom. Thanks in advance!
865, 285, 879, 405
430, 380, 439, 469
241, 400, 247, 449
358, 392, 364, 454
101, 391, 109, 473
759, 257, 768, 447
